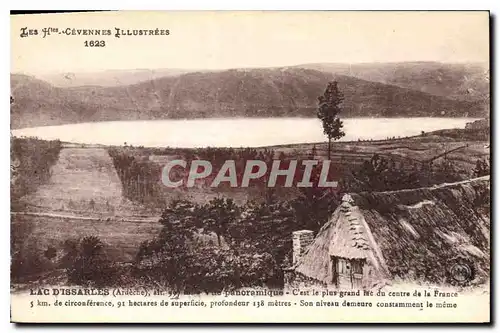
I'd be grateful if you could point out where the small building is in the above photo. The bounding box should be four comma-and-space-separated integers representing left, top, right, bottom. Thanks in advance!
285, 176, 490, 289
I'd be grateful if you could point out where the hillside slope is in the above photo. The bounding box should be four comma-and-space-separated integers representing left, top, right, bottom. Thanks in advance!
11, 74, 94, 128
11, 68, 484, 129
37, 62, 490, 103
297, 62, 489, 103
37, 68, 195, 87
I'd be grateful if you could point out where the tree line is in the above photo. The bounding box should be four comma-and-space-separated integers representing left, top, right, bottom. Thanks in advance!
11, 137, 62, 209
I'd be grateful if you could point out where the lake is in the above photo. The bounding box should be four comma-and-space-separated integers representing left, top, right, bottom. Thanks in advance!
11, 118, 476, 148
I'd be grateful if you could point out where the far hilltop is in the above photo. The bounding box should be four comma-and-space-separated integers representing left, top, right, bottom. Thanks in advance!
35, 61, 489, 104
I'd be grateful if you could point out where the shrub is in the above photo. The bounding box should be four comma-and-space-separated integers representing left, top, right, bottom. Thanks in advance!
65, 236, 118, 287
11, 220, 53, 282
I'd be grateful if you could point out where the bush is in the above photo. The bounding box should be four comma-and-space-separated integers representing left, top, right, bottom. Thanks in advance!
11, 220, 54, 282
135, 199, 290, 293
65, 236, 119, 287
136, 238, 278, 294
11, 244, 53, 282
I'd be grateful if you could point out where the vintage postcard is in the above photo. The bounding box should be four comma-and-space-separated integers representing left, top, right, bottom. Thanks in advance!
10, 11, 490, 323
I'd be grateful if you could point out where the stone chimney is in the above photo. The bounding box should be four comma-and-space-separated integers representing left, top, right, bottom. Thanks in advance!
292, 230, 314, 265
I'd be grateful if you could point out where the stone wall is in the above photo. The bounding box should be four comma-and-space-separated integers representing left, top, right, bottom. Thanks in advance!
283, 269, 326, 290
292, 230, 314, 265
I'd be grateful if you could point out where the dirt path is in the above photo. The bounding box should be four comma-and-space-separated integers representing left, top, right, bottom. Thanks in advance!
11, 211, 159, 223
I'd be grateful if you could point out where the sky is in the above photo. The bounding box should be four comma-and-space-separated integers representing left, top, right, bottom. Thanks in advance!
11, 11, 490, 75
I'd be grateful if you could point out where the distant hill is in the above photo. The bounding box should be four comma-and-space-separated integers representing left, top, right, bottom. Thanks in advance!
35, 62, 491, 103
11, 74, 90, 128
36, 68, 195, 87
296, 62, 489, 103
11, 67, 485, 129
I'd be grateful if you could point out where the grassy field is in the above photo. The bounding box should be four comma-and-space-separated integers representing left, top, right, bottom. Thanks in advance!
268, 133, 489, 173
15, 147, 153, 216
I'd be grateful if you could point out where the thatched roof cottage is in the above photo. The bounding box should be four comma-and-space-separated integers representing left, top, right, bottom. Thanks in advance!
285, 176, 490, 289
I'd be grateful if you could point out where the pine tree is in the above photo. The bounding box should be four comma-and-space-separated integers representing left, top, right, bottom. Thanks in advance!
317, 81, 345, 159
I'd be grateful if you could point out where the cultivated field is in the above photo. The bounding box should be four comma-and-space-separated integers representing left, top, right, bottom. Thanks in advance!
11, 147, 164, 263
269, 133, 489, 173
15, 147, 152, 216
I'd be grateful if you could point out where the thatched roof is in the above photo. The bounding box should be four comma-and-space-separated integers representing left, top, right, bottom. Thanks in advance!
329, 194, 371, 259
293, 176, 490, 286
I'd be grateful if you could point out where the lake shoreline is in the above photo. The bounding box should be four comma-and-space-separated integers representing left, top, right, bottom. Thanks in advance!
10, 115, 481, 131
11, 117, 479, 149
